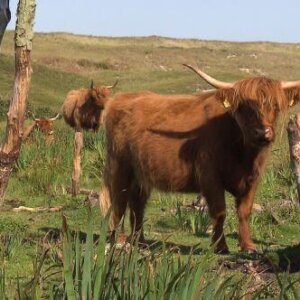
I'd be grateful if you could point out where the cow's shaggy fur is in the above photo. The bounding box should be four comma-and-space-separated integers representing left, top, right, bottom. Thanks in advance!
61, 85, 113, 132
100, 76, 300, 253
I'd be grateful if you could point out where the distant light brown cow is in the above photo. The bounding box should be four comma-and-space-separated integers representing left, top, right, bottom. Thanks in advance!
23, 113, 60, 143
61, 80, 118, 132
100, 66, 300, 253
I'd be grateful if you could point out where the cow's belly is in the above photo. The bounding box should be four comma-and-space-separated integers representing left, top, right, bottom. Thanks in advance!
131, 136, 198, 192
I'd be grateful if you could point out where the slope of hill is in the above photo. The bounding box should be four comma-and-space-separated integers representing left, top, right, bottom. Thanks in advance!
1, 31, 300, 116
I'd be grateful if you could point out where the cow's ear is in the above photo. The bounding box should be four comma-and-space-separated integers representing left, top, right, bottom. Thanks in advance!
215, 88, 235, 109
284, 87, 300, 108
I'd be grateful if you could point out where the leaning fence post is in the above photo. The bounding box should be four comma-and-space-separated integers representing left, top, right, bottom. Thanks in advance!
71, 131, 83, 196
287, 113, 300, 205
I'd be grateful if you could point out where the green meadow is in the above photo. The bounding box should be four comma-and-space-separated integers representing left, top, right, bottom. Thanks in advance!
0, 31, 299, 298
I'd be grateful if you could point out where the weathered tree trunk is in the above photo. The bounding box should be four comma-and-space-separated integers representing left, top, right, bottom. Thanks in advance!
71, 131, 83, 196
0, 0, 36, 205
287, 113, 300, 205
0, 0, 11, 46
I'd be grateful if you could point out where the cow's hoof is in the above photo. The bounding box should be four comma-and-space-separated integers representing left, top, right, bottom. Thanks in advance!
214, 248, 230, 255
240, 249, 259, 259
246, 249, 257, 254
138, 240, 149, 250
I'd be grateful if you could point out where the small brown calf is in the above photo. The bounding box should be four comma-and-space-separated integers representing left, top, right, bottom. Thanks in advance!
23, 114, 60, 143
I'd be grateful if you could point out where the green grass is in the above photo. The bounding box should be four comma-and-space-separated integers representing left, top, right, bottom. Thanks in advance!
0, 32, 299, 297
0, 211, 299, 299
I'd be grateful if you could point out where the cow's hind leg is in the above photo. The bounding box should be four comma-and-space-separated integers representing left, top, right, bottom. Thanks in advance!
100, 158, 133, 243
203, 188, 228, 254
128, 182, 150, 244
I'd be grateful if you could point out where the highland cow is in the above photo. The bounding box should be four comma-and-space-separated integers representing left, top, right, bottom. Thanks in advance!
23, 113, 60, 143
61, 80, 118, 132
100, 65, 300, 253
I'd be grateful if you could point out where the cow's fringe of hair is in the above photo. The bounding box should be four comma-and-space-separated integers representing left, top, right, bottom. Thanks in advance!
216, 77, 290, 113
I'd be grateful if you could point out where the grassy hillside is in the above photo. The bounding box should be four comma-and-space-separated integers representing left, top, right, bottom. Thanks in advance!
2, 31, 300, 111
0, 31, 299, 297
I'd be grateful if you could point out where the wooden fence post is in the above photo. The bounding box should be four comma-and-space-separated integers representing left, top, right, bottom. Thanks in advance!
287, 113, 300, 205
0, 0, 36, 205
71, 131, 83, 196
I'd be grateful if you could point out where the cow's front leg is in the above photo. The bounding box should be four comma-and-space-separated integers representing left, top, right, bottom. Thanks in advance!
236, 188, 257, 252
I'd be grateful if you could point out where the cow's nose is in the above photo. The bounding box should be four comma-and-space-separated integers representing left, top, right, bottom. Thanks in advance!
253, 128, 265, 137
254, 127, 273, 141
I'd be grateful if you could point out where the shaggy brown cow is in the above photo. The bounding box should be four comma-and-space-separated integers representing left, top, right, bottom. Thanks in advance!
100, 66, 300, 253
61, 80, 118, 132
101, 90, 156, 122
23, 113, 60, 143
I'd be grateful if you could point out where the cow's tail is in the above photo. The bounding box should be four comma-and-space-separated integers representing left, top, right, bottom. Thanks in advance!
99, 173, 114, 231
99, 184, 111, 217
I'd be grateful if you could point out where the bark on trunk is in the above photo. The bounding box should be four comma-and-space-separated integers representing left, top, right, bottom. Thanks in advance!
71, 131, 83, 196
0, 0, 11, 45
0, 0, 36, 205
287, 113, 300, 205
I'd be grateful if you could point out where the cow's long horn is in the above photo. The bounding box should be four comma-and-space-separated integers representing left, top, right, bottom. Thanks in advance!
183, 64, 234, 89
281, 81, 300, 89
107, 79, 119, 89
90, 80, 94, 89
49, 113, 60, 121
